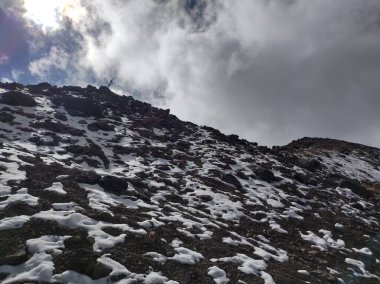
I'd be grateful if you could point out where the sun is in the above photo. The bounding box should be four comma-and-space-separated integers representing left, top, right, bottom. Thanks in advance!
23, 0, 85, 32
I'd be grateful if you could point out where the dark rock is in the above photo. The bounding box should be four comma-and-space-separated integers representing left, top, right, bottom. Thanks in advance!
62, 85, 83, 93
92, 262, 113, 279
0, 112, 15, 123
221, 174, 242, 189
38, 82, 52, 88
236, 171, 249, 180
102, 227, 123, 236
54, 112, 68, 121
31, 119, 85, 136
156, 164, 171, 171
0, 272, 9, 281
176, 140, 192, 150
3, 202, 38, 216
199, 195, 213, 202
59, 97, 104, 117
340, 179, 373, 199
0, 91, 37, 107
298, 159, 324, 172
75, 171, 100, 184
64, 236, 95, 250
98, 175, 128, 194
87, 120, 115, 132
60, 248, 112, 279
66, 141, 110, 168
255, 168, 278, 183
99, 86, 114, 95
0, 249, 28, 266
86, 85, 98, 92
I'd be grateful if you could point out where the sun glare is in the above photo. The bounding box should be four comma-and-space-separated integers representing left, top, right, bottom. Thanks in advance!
23, 0, 84, 32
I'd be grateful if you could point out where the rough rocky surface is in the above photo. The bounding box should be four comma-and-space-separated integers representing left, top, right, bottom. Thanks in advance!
0, 82, 379, 283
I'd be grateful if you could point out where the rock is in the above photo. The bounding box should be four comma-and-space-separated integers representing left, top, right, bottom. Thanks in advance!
236, 171, 249, 180
62, 85, 83, 93
255, 168, 278, 183
60, 97, 104, 117
0, 112, 15, 123
54, 112, 68, 121
0, 91, 37, 107
199, 195, 213, 202
99, 86, 114, 95
221, 174, 242, 189
3, 202, 38, 216
86, 85, 98, 92
102, 227, 123, 236
156, 164, 171, 171
38, 82, 52, 88
298, 159, 324, 172
0, 249, 28, 266
75, 171, 100, 184
31, 119, 85, 136
176, 140, 192, 150
92, 262, 113, 279
340, 179, 373, 199
98, 175, 128, 194
0, 272, 9, 281
64, 236, 94, 250
87, 120, 115, 131
62, 248, 112, 279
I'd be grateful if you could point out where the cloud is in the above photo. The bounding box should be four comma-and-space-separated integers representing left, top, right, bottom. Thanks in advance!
0, 54, 9, 65
8, 0, 380, 147
29, 46, 69, 79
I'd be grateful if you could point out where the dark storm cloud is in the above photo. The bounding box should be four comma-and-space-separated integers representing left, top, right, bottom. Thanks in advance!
2, 0, 380, 147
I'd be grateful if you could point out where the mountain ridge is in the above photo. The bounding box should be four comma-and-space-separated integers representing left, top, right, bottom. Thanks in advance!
0, 81, 379, 283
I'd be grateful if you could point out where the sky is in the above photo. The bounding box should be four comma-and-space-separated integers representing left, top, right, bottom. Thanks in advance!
0, 0, 380, 148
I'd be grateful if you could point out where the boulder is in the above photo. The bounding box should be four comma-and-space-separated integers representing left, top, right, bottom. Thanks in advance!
340, 179, 373, 199
221, 174, 242, 189
255, 168, 279, 183
98, 175, 128, 194
0, 112, 15, 123
87, 120, 115, 132
0, 249, 28, 266
0, 91, 37, 107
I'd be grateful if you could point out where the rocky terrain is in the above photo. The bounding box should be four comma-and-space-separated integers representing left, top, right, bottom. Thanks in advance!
0, 81, 379, 284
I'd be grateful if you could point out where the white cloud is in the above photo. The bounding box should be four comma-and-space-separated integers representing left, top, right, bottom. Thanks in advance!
21, 0, 380, 147
11, 69, 24, 82
29, 46, 69, 79
0, 54, 9, 65
1, 77, 13, 83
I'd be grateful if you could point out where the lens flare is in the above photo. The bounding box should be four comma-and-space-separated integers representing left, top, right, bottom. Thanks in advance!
23, 0, 85, 32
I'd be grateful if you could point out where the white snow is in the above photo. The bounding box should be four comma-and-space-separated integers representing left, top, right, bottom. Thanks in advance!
208, 266, 230, 284
297, 270, 309, 275
0, 215, 30, 230
26, 235, 70, 255
44, 182, 67, 195
352, 247, 373, 256
0, 253, 54, 284
0, 188, 39, 209
345, 258, 380, 279
212, 254, 267, 275
171, 247, 204, 265
300, 230, 345, 251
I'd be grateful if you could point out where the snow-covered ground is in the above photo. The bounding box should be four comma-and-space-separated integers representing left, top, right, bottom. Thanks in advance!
0, 83, 379, 283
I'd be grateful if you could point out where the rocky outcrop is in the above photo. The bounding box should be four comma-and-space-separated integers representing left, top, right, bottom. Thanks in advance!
0, 91, 37, 107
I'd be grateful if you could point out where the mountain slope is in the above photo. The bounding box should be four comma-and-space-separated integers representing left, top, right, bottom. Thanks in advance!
0, 82, 379, 284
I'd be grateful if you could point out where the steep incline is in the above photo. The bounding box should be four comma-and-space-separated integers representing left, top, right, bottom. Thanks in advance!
0, 82, 379, 283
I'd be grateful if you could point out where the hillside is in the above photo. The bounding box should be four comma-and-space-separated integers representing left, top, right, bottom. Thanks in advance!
0, 82, 379, 284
